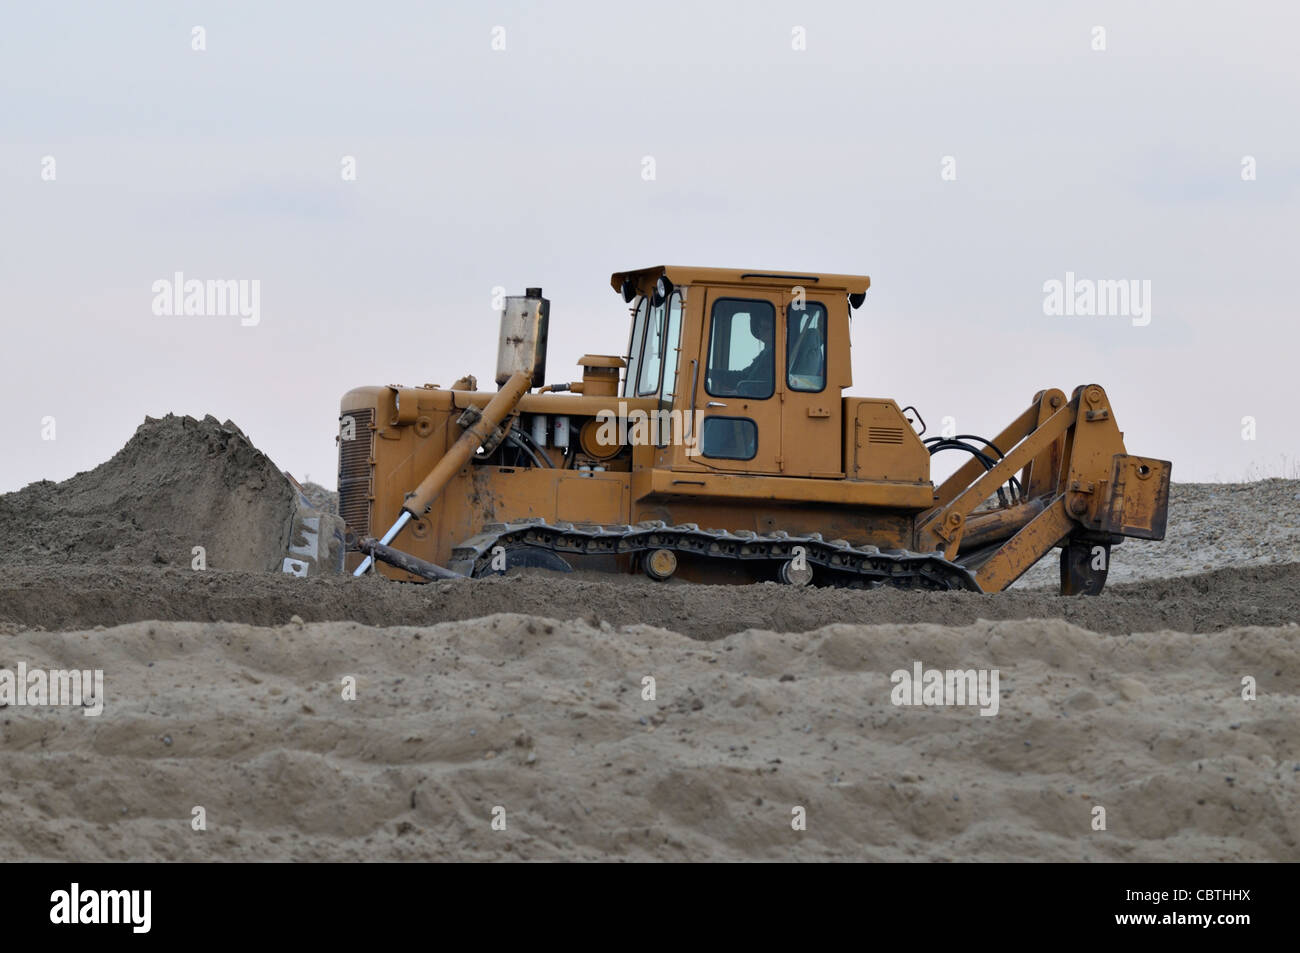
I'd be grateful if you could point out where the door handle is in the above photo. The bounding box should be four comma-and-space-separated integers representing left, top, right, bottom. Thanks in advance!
706, 401, 727, 408
688, 360, 698, 440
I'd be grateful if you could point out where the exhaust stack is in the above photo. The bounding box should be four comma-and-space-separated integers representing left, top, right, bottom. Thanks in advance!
496, 287, 549, 389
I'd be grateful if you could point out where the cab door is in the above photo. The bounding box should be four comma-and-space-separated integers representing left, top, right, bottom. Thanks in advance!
691, 289, 783, 474
779, 292, 842, 477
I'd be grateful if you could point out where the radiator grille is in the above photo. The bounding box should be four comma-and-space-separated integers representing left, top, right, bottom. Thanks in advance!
867, 426, 905, 445
338, 408, 375, 538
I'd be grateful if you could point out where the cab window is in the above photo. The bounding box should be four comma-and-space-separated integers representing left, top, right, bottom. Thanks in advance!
700, 417, 757, 460
705, 298, 775, 399
636, 298, 667, 396
623, 297, 649, 397
653, 293, 685, 447
787, 302, 827, 392
659, 292, 684, 401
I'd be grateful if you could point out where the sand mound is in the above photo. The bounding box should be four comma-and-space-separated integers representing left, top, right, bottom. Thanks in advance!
0, 415, 341, 574
1016, 480, 1300, 589
1, 614, 1295, 862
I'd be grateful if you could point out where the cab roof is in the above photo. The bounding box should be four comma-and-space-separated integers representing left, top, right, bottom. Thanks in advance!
609, 266, 871, 296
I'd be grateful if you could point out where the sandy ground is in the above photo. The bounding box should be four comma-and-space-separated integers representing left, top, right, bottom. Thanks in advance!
1, 418, 1297, 861
2, 565, 1297, 861
0, 613, 1294, 861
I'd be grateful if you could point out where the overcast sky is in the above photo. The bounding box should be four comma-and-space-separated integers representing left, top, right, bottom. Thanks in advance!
3, 0, 1297, 492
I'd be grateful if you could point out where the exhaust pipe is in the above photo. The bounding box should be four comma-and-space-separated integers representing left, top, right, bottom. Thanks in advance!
496, 287, 549, 389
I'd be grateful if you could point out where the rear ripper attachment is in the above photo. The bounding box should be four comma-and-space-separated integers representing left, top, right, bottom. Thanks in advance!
338, 270, 1170, 594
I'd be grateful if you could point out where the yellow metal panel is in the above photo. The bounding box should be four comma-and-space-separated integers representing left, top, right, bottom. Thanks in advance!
844, 398, 929, 484
1098, 454, 1172, 540
557, 474, 625, 523
642, 467, 933, 509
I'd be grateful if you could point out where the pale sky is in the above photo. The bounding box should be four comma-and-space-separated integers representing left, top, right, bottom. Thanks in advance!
3, 0, 1297, 492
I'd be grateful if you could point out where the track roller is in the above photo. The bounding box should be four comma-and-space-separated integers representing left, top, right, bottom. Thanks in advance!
643, 548, 678, 581
780, 559, 814, 587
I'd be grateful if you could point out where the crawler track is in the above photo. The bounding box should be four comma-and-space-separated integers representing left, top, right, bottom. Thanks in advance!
450, 519, 980, 591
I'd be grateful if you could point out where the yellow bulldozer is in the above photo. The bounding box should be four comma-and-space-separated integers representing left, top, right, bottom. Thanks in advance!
339, 266, 1169, 594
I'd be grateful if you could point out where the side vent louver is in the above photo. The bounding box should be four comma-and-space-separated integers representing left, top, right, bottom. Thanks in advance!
338, 407, 376, 538
867, 426, 905, 445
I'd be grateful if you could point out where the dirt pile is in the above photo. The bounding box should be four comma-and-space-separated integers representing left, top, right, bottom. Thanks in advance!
297, 481, 338, 516
2, 613, 1295, 862
1016, 480, 1300, 589
0, 415, 337, 573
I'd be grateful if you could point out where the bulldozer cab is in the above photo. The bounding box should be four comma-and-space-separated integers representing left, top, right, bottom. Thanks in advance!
612, 266, 865, 478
